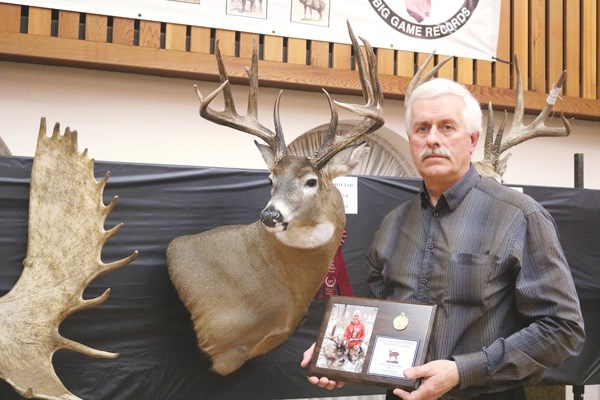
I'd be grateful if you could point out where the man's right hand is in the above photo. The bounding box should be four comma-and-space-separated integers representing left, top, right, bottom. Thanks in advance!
300, 343, 346, 390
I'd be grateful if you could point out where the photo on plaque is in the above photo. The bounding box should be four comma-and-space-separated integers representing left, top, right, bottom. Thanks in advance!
308, 296, 437, 390
314, 303, 378, 374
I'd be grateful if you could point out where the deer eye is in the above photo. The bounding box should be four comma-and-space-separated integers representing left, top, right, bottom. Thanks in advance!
305, 178, 318, 188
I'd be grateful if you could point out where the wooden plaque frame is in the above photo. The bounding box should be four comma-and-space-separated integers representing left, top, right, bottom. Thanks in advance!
308, 296, 437, 391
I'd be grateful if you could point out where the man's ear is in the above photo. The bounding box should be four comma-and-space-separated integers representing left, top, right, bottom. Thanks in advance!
254, 140, 276, 171
470, 131, 480, 155
320, 142, 369, 179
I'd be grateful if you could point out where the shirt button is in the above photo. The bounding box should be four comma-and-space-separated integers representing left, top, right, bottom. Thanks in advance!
421, 278, 428, 284
433, 212, 439, 217
427, 244, 434, 249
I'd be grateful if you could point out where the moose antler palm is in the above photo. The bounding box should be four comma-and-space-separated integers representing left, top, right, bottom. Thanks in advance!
0, 136, 10, 155
0, 118, 138, 399
168, 21, 383, 376
407, 54, 571, 182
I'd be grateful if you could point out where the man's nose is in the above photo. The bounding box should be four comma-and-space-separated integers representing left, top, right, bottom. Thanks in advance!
425, 126, 442, 144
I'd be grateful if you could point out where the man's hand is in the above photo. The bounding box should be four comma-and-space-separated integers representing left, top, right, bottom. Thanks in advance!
392, 360, 459, 400
300, 343, 346, 390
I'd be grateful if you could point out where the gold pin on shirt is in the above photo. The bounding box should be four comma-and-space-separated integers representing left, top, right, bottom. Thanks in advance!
393, 313, 409, 331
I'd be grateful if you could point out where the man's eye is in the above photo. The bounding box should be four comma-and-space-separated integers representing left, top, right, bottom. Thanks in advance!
415, 126, 429, 134
306, 179, 318, 188
443, 124, 454, 132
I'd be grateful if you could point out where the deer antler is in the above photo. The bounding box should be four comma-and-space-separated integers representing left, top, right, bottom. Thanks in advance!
0, 118, 138, 400
311, 21, 385, 169
475, 55, 571, 181
194, 38, 288, 161
405, 51, 453, 102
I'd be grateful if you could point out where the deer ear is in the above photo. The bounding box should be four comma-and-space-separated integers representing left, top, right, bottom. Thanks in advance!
320, 141, 369, 179
254, 140, 277, 171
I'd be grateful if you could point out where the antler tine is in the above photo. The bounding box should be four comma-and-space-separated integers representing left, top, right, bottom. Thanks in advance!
405, 52, 454, 102
318, 89, 340, 153
195, 38, 287, 160
312, 21, 384, 169
500, 55, 571, 153
482, 102, 495, 161
246, 38, 260, 119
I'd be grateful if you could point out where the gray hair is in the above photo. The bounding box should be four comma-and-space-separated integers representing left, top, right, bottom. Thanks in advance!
405, 78, 483, 136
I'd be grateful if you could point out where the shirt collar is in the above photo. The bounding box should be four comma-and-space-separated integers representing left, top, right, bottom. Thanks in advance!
419, 164, 479, 210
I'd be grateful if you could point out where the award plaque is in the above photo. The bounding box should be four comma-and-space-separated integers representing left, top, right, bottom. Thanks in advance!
308, 296, 437, 391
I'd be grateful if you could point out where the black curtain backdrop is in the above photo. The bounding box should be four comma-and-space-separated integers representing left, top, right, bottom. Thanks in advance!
0, 156, 598, 400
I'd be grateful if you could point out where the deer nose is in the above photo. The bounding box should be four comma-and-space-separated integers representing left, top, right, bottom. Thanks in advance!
260, 208, 283, 228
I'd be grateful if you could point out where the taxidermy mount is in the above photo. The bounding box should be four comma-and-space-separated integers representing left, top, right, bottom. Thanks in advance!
167, 21, 384, 376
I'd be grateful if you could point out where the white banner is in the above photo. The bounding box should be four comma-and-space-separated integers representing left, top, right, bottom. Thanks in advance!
10, 0, 501, 60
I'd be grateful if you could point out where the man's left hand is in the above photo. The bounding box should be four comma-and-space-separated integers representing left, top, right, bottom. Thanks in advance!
392, 360, 459, 400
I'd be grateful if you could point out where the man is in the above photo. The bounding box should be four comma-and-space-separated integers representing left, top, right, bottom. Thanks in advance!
343, 310, 365, 361
301, 78, 585, 400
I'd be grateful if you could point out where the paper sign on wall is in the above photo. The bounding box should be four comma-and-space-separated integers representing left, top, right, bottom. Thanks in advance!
333, 176, 358, 215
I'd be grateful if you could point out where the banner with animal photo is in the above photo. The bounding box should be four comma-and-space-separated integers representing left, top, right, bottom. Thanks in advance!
9, 0, 501, 60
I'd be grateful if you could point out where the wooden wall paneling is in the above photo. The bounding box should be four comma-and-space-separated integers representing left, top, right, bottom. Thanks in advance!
239, 32, 258, 58
0, 3, 21, 33
263, 35, 283, 62
84, 14, 108, 43
27, 6, 51, 36
547, 0, 564, 90
396, 50, 414, 78
332, 43, 351, 70
165, 23, 186, 51
530, 0, 546, 92
581, 0, 597, 99
215, 29, 236, 56
287, 38, 307, 65
417, 52, 434, 77
512, 0, 529, 89
456, 57, 474, 85
2, 2, 600, 119
475, 60, 493, 87
2, 29, 599, 120
494, 0, 511, 88
57, 10, 79, 39
190, 26, 211, 54
112, 17, 135, 46
310, 40, 329, 68
139, 21, 161, 49
376, 48, 395, 76
564, 0, 581, 97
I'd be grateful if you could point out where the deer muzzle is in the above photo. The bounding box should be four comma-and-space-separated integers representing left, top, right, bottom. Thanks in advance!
260, 208, 287, 230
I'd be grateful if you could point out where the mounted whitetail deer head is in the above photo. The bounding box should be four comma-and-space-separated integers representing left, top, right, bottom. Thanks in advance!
407, 53, 571, 183
166, 21, 383, 376
0, 118, 138, 400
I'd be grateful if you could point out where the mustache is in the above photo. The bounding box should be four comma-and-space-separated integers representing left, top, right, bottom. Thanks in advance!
419, 147, 451, 160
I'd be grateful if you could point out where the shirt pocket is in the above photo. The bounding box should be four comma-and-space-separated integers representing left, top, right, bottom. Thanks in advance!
444, 253, 494, 307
